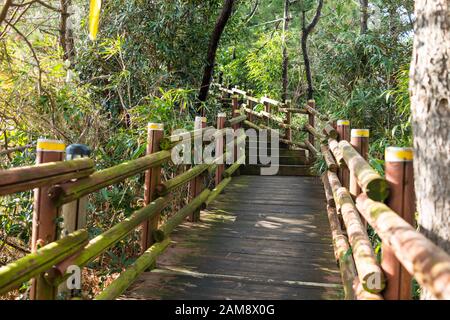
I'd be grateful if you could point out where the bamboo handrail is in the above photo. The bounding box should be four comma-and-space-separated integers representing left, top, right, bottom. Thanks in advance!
156, 164, 210, 196
327, 171, 385, 293
152, 189, 211, 242
94, 238, 171, 300
323, 123, 338, 139
325, 205, 359, 300
304, 103, 328, 121
279, 138, 308, 150
205, 177, 232, 206
278, 107, 308, 114
321, 145, 338, 173
356, 194, 450, 300
304, 123, 325, 141
328, 138, 346, 168
226, 115, 247, 127
50, 151, 171, 206
48, 197, 171, 288
0, 158, 95, 196
339, 140, 389, 201
232, 87, 247, 95
260, 96, 283, 107
0, 230, 88, 295
305, 140, 318, 155
243, 120, 261, 131
159, 126, 216, 151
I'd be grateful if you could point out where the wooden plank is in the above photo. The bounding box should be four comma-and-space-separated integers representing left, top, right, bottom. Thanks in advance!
123, 176, 342, 300
125, 273, 342, 300
240, 165, 314, 176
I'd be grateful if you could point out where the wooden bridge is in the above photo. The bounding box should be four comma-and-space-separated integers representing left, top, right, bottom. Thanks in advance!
123, 175, 342, 300
0, 85, 449, 300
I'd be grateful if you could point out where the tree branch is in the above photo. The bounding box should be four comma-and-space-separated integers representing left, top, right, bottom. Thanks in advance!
303, 0, 323, 35
0, 0, 13, 25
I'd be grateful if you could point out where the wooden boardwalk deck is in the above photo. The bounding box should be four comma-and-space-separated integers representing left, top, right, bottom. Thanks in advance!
122, 175, 343, 300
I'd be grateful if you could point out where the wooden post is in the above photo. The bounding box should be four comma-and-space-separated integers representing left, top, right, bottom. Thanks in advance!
141, 123, 164, 252
247, 93, 254, 123
307, 100, 316, 162
307, 100, 315, 146
349, 129, 369, 200
337, 120, 350, 189
264, 99, 270, 127
59, 144, 91, 299
189, 117, 206, 222
231, 95, 239, 120
382, 147, 415, 300
31, 139, 65, 300
284, 100, 292, 142
216, 113, 226, 186
60, 144, 91, 238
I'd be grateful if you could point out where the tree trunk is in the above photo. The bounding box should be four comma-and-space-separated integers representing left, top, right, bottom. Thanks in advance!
197, 0, 235, 108
359, 0, 369, 34
301, 0, 323, 100
410, 0, 450, 300
0, 0, 12, 25
281, 0, 289, 102
60, 0, 75, 62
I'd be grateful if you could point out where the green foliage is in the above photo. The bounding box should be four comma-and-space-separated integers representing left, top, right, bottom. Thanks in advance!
1, 0, 418, 298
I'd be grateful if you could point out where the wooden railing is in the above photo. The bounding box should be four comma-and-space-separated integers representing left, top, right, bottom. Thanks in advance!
217, 83, 450, 300
215, 83, 331, 163
2, 84, 449, 301
0, 113, 248, 300
322, 122, 450, 300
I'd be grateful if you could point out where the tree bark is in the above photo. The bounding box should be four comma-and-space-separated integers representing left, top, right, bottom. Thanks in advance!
301, 0, 323, 100
198, 0, 235, 108
359, 0, 369, 34
60, 0, 75, 62
0, 0, 13, 25
410, 0, 450, 300
281, 0, 289, 102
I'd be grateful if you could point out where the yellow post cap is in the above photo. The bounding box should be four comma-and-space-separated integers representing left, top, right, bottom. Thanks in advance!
37, 139, 65, 152
148, 123, 164, 131
337, 120, 350, 126
351, 129, 370, 138
385, 147, 414, 162
195, 116, 207, 123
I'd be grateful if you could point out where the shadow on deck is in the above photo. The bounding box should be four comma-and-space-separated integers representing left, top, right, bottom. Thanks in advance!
122, 175, 343, 300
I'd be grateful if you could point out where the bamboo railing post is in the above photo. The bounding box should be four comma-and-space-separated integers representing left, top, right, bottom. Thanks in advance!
284, 100, 292, 143
337, 120, 351, 189
189, 117, 206, 222
31, 139, 66, 300
382, 147, 415, 300
141, 123, 164, 252
349, 129, 370, 200
215, 113, 226, 186
307, 100, 316, 162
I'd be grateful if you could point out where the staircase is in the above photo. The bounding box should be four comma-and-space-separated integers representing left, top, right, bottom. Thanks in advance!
241, 137, 314, 176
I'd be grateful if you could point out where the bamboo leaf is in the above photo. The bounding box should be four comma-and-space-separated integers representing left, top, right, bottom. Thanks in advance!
89, 0, 102, 41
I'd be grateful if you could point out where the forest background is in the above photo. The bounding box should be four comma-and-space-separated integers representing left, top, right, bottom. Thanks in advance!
0, 0, 415, 298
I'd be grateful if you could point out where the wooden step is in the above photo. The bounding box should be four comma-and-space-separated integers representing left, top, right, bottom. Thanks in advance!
245, 155, 308, 166
245, 147, 306, 157
240, 164, 315, 176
